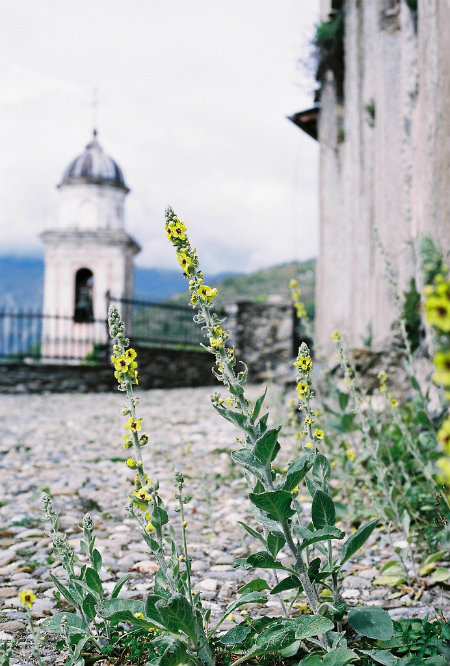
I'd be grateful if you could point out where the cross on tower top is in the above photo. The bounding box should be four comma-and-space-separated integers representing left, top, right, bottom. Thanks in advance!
92, 86, 99, 135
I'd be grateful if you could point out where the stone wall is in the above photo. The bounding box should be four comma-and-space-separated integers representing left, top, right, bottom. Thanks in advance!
229, 300, 296, 382
0, 347, 216, 394
316, 0, 450, 354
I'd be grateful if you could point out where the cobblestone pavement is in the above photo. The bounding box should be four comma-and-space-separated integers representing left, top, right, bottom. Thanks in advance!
0, 386, 449, 664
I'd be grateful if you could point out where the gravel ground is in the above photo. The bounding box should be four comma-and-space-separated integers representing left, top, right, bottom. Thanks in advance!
0, 385, 449, 664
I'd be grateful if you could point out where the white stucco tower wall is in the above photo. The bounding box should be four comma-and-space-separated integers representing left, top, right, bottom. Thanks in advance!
40, 131, 140, 359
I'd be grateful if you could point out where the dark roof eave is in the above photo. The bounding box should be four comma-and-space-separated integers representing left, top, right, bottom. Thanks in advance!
287, 106, 320, 141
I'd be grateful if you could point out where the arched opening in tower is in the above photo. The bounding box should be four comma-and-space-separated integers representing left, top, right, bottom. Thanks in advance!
74, 268, 94, 323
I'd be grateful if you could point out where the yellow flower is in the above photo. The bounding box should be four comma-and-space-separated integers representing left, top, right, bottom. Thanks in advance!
19, 589, 36, 608
198, 285, 219, 302
377, 371, 387, 383
125, 348, 137, 362
314, 429, 324, 440
145, 521, 155, 533
437, 456, 450, 486
210, 336, 224, 348
425, 296, 450, 332
391, 398, 398, 408
126, 458, 136, 468
304, 416, 313, 425
296, 382, 309, 397
304, 442, 313, 450
177, 252, 193, 273
332, 332, 341, 341
132, 488, 152, 502
294, 356, 312, 372
437, 418, 450, 454
125, 417, 142, 433
167, 219, 187, 241
114, 356, 129, 372
433, 351, 450, 387
291, 485, 299, 494
289, 279, 299, 289
345, 449, 356, 461
134, 612, 144, 619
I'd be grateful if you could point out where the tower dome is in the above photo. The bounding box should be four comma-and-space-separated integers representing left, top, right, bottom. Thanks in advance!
58, 130, 129, 192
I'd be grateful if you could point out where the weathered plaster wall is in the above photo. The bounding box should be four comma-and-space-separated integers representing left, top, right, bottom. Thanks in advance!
317, 0, 450, 353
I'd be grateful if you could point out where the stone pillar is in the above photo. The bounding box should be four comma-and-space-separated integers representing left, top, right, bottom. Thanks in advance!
229, 300, 295, 383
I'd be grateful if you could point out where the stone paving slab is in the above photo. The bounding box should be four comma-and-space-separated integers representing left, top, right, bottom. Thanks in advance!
0, 386, 449, 664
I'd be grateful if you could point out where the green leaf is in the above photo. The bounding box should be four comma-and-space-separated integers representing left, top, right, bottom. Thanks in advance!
319, 600, 347, 619
299, 526, 344, 550
308, 557, 321, 579
311, 490, 336, 529
282, 454, 314, 492
111, 573, 130, 599
151, 636, 189, 666
237, 520, 266, 546
224, 591, 267, 617
312, 454, 331, 489
231, 624, 295, 666
359, 650, 399, 665
144, 594, 168, 626
338, 391, 349, 411
251, 388, 267, 422
340, 518, 379, 565
270, 575, 301, 595
431, 567, 450, 582
97, 598, 153, 627
155, 594, 197, 641
237, 578, 270, 594
245, 551, 289, 570
151, 506, 169, 528
253, 427, 282, 464
81, 594, 97, 620
220, 623, 252, 646
49, 574, 78, 608
347, 606, 394, 640
422, 549, 447, 566
249, 490, 295, 522
41, 612, 89, 636
153, 569, 171, 599
231, 449, 267, 484
91, 549, 102, 573
214, 403, 248, 429
267, 532, 286, 557
373, 575, 407, 587
85, 567, 103, 599
289, 614, 334, 639
321, 647, 359, 665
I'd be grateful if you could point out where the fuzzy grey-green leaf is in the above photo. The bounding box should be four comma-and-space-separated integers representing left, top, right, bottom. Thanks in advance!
311, 490, 336, 529
347, 606, 394, 640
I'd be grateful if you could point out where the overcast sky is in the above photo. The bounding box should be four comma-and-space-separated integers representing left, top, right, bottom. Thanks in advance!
0, 0, 319, 274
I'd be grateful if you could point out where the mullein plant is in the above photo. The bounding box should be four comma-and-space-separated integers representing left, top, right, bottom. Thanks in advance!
421, 237, 450, 509
165, 206, 394, 663
331, 332, 450, 582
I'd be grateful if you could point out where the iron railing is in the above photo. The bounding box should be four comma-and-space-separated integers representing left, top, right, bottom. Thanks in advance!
0, 311, 108, 363
108, 295, 215, 350
0, 297, 214, 364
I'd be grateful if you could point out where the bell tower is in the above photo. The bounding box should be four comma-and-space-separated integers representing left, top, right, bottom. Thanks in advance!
40, 130, 140, 358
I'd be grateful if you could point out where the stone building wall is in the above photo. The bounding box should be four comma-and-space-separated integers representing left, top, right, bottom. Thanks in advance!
316, 0, 450, 353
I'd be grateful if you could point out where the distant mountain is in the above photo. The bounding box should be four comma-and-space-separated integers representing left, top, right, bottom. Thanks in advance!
0, 256, 44, 311
169, 259, 316, 317
0, 256, 236, 311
